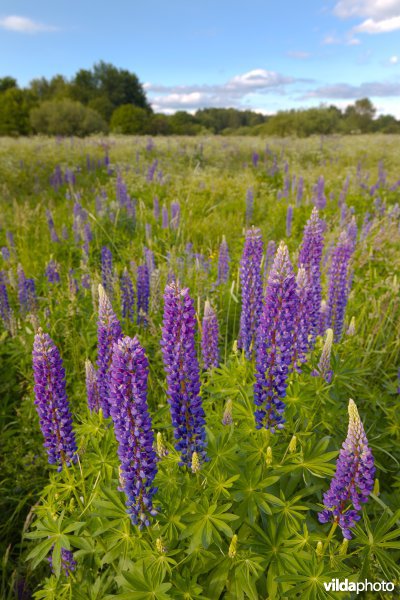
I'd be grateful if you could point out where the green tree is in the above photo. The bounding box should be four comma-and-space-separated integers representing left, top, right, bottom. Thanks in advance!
0, 88, 34, 135
30, 99, 107, 136
0, 77, 18, 93
110, 105, 149, 134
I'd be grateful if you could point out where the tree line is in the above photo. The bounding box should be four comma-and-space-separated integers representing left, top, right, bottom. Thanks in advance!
0, 62, 399, 136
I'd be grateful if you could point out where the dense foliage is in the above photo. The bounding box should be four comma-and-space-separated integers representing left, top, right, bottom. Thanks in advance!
1, 68, 400, 136
0, 135, 400, 599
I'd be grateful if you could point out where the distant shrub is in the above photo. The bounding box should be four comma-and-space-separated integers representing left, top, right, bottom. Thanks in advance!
110, 105, 149, 134
30, 99, 107, 136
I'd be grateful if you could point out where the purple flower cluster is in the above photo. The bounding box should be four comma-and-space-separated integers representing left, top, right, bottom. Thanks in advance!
291, 267, 312, 372
326, 232, 354, 342
160, 283, 207, 468
109, 336, 158, 527
170, 202, 180, 230
97, 285, 122, 418
201, 301, 219, 370
32, 330, 77, 469
298, 208, 325, 344
254, 242, 297, 431
314, 175, 327, 209
48, 547, 77, 577
238, 227, 264, 359
0, 271, 11, 328
120, 268, 135, 322
18, 266, 37, 315
46, 209, 60, 243
137, 264, 150, 325
217, 236, 230, 284
101, 246, 114, 298
45, 259, 61, 284
318, 399, 375, 539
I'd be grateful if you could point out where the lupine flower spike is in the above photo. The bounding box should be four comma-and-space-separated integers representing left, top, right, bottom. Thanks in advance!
85, 360, 100, 412
238, 227, 264, 359
32, 329, 77, 470
326, 232, 354, 342
160, 283, 207, 468
217, 236, 230, 284
254, 241, 297, 432
109, 336, 158, 527
201, 300, 219, 370
318, 399, 375, 539
312, 328, 334, 383
97, 285, 122, 418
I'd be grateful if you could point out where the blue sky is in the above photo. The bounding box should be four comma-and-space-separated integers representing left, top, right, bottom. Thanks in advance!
1, 0, 400, 116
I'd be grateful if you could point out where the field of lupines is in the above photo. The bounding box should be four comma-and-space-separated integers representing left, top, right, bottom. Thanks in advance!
0, 134, 400, 600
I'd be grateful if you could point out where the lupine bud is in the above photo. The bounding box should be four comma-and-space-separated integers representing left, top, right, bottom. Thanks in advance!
312, 328, 334, 383
32, 330, 77, 470
288, 435, 297, 453
373, 478, 380, 496
316, 541, 323, 557
318, 399, 375, 539
201, 301, 219, 370
160, 283, 207, 468
156, 538, 167, 554
109, 336, 158, 527
232, 340, 238, 355
97, 285, 122, 418
156, 432, 168, 458
191, 451, 201, 473
254, 242, 297, 431
326, 233, 354, 342
265, 446, 273, 465
217, 236, 230, 284
222, 398, 233, 426
228, 535, 238, 558
85, 360, 100, 412
298, 208, 325, 345
238, 227, 264, 359
347, 316, 356, 336
339, 539, 349, 555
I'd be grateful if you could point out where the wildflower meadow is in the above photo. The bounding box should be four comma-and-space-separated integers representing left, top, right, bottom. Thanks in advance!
0, 134, 400, 599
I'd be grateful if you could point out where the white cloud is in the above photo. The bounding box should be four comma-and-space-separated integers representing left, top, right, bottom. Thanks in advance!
333, 0, 400, 34
146, 69, 298, 113
302, 80, 400, 99
0, 15, 57, 33
389, 54, 399, 63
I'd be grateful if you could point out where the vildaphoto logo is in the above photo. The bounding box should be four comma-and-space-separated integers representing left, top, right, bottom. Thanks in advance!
324, 579, 395, 594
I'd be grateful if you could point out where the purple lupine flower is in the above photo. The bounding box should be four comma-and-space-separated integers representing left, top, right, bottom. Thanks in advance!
147, 159, 158, 182
360, 213, 372, 241
81, 273, 91, 290
97, 285, 123, 418
6, 231, 15, 249
1, 247, 10, 261
85, 360, 100, 411
32, 329, 77, 469
160, 283, 207, 468
311, 328, 334, 383
245, 187, 254, 223
45, 259, 61, 284
48, 547, 77, 577
217, 236, 230, 284
340, 203, 347, 226
238, 227, 264, 359
314, 176, 326, 210
318, 399, 375, 539
253, 241, 297, 432
101, 246, 114, 298
109, 336, 158, 527
347, 216, 358, 248
68, 269, 79, 298
17, 266, 37, 314
252, 151, 259, 167
120, 267, 135, 322
319, 299, 328, 336
170, 202, 180, 230
264, 240, 277, 279
291, 267, 311, 372
137, 264, 150, 326
201, 301, 219, 370
116, 173, 129, 207
46, 209, 60, 243
144, 247, 155, 275
286, 205, 293, 237
162, 205, 169, 229
0, 271, 11, 329
326, 233, 354, 342
153, 196, 160, 220
25, 278, 38, 313
339, 175, 350, 206
298, 208, 325, 344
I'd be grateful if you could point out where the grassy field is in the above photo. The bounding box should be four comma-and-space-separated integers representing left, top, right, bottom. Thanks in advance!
0, 134, 399, 599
